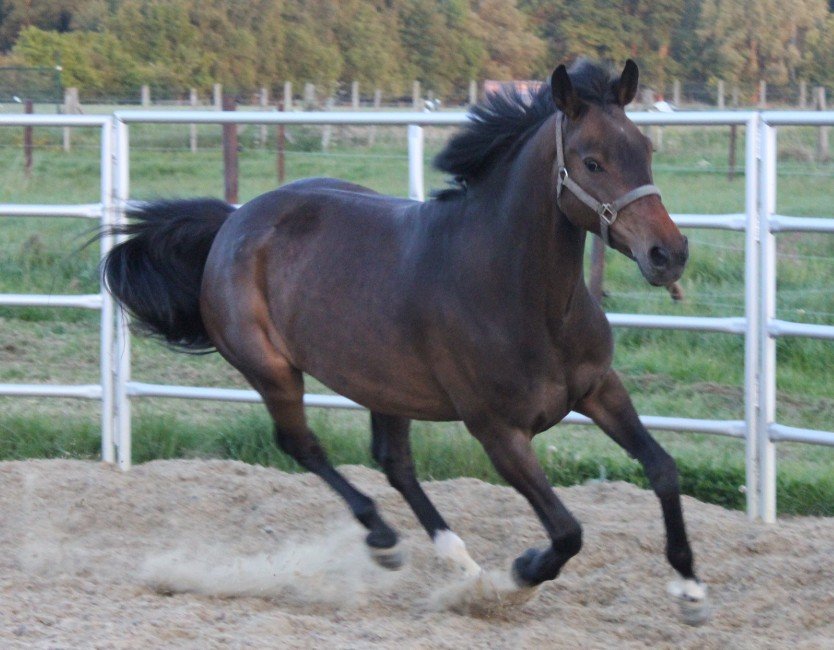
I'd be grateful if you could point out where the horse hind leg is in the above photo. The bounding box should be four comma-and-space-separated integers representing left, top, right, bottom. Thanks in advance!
218, 326, 402, 570
370, 413, 481, 576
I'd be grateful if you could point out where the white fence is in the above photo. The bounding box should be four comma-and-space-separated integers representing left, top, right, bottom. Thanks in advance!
1, 109, 833, 523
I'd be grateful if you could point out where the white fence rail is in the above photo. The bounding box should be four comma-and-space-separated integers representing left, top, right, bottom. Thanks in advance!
3, 109, 833, 523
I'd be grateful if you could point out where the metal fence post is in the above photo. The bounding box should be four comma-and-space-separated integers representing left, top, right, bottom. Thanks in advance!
757, 119, 778, 522
99, 117, 116, 464
113, 117, 132, 471
407, 125, 424, 201
743, 114, 761, 519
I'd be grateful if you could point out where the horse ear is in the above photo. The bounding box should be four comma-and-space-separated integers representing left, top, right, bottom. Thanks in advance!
614, 59, 639, 107
551, 65, 583, 119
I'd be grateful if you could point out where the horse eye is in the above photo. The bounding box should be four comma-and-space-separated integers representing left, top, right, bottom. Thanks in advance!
584, 158, 604, 173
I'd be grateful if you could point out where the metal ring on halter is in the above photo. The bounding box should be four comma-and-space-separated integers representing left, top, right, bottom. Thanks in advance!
599, 204, 617, 225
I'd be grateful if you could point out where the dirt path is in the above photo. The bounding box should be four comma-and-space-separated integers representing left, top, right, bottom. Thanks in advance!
1, 459, 831, 648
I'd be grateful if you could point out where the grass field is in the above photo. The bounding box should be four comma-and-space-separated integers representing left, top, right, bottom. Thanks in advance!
1, 114, 833, 516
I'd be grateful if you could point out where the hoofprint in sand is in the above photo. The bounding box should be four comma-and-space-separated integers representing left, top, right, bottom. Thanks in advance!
1, 459, 832, 648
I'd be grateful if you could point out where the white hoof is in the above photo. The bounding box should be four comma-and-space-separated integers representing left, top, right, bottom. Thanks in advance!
667, 578, 711, 626
369, 543, 405, 570
433, 530, 482, 577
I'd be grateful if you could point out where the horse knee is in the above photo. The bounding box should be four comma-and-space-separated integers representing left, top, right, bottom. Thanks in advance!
647, 452, 680, 500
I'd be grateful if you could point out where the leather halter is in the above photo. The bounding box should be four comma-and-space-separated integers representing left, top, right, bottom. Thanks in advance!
554, 112, 661, 247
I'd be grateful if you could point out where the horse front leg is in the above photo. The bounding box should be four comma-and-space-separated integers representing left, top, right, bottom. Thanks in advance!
469, 422, 583, 587
575, 369, 710, 625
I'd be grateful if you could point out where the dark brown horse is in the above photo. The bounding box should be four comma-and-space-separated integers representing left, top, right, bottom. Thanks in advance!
103, 59, 708, 622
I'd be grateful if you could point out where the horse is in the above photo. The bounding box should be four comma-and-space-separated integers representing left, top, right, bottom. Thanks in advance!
102, 59, 708, 623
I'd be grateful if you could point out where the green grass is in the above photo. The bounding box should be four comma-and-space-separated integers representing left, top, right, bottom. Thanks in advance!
1, 120, 833, 516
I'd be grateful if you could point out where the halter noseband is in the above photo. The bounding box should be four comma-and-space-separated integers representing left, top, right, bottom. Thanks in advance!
554, 112, 661, 247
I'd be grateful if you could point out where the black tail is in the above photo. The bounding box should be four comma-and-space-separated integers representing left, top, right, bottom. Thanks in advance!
101, 198, 235, 352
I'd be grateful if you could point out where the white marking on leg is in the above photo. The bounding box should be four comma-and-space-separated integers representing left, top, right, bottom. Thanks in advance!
433, 530, 481, 577
667, 578, 707, 602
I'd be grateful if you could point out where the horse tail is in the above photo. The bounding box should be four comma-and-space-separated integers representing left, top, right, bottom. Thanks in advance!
101, 198, 235, 352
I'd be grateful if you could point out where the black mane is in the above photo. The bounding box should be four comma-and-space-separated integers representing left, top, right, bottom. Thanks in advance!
433, 59, 621, 200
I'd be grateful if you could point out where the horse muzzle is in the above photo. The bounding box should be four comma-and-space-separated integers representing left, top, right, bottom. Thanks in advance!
637, 234, 688, 286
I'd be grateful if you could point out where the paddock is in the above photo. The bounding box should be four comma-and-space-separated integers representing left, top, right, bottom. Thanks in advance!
1, 458, 831, 648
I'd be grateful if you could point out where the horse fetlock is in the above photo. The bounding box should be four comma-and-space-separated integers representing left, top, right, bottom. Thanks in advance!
433, 530, 481, 577
667, 578, 710, 626
368, 540, 405, 571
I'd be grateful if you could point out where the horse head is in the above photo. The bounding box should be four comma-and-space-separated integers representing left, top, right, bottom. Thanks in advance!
550, 59, 688, 287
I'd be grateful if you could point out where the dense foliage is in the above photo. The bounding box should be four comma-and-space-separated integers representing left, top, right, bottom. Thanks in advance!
0, 1, 832, 100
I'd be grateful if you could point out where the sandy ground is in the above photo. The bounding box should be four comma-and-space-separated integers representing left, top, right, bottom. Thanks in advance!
1, 459, 832, 649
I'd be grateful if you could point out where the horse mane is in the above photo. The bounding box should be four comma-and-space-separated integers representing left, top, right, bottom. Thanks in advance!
432, 59, 621, 200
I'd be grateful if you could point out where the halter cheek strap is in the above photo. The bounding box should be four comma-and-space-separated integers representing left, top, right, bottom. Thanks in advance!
554, 113, 661, 247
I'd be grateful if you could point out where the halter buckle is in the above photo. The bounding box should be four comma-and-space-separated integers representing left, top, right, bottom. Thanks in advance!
599, 203, 617, 225
558, 167, 569, 182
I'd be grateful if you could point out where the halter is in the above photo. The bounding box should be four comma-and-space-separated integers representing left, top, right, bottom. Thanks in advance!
554, 112, 661, 247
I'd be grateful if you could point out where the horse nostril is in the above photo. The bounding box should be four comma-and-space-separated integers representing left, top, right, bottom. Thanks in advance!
649, 245, 670, 269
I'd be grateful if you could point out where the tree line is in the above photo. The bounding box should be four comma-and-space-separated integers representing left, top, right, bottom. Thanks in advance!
0, 0, 831, 101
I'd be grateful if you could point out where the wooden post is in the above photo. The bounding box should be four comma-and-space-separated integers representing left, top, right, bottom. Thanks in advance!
63, 87, 78, 152
799, 80, 807, 109
304, 83, 315, 108
351, 81, 359, 109
276, 101, 286, 185
321, 96, 334, 150
259, 86, 269, 147
24, 99, 33, 178
589, 237, 605, 302
672, 79, 681, 107
728, 125, 738, 181
817, 87, 830, 162
141, 84, 150, 107
412, 80, 421, 109
213, 83, 222, 110
283, 81, 293, 111
222, 95, 238, 204
369, 89, 382, 146
717, 80, 725, 109
189, 88, 198, 153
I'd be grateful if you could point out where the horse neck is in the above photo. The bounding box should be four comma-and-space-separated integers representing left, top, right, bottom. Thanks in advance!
468, 113, 588, 316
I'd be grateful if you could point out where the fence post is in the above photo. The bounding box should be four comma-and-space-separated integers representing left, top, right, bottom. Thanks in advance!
817, 87, 830, 162
23, 99, 33, 178
469, 79, 478, 106
213, 83, 222, 110
189, 88, 198, 153
407, 125, 424, 201
222, 96, 238, 204
283, 81, 293, 111
757, 119, 777, 523
259, 86, 269, 147
799, 80, 807, 109
276, 101, 285, 185
672, 79, 681, 107
743, 114, 761, 520
412, 81, 421, 109
141, 84, 150, 107
758, 80, 767, 108
321, 96, 334, 150
63, 87, 79, 152
717, 80, 725, 109
351, 81, 359, 109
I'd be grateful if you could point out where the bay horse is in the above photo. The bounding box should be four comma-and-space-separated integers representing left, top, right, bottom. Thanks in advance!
103, 59, 708, 623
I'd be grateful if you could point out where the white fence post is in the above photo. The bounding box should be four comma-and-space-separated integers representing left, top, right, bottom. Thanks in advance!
99, 117, 116, 464
743, 114, 761, 519
407, 124, 424, 201
113, 117, 132, 471
757, 120, 778, 522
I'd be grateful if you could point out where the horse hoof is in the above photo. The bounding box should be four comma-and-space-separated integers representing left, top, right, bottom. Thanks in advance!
369, 543, 405, 571
668, 579, 710, 626
510, 548, 540, 588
